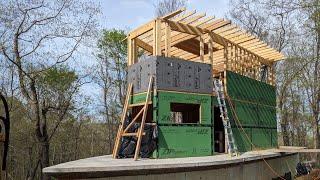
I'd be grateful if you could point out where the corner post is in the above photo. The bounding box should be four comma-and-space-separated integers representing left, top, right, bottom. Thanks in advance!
132, 38, 138, 64
128, 37, 132, 66
165, 21, 171, 57
153, 19, 162, 56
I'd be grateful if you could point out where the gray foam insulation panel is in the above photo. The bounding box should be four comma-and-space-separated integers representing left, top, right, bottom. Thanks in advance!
128, 56, 213, 94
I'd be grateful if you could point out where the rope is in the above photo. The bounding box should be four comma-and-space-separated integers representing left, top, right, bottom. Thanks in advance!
226, 94, 286, 180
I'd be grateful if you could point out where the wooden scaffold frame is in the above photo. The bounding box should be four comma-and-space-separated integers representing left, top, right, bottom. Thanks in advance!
112, 76, 154, 160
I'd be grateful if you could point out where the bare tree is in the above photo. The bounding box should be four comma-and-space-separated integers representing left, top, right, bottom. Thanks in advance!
154, 0, 187, 17
0, 0, 99, 179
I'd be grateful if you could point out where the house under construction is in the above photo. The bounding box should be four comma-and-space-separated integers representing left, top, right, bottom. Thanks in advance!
112, 8, 282, 160
43, 9, 303, 180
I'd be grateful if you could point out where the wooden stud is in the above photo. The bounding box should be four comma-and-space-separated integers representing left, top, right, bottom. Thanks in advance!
249, 52, 253, 77
208, 38, 213, 66
235, 46, 239, 73
231, 45, 234, 71
233, 45, 236, 72
240, 49, 244, 75
250, 54, 254, 78
244, 51, 249, 76
132, 38, 138, 64
200, 35, 204, 61
165, 22, 171, 57
153, 19, 162, 56
255, 57, 260, 80
224, 43, 229, 71
127, 37, 132, 66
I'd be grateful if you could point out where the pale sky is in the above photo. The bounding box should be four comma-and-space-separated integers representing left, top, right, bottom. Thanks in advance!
97, 0, 229, 30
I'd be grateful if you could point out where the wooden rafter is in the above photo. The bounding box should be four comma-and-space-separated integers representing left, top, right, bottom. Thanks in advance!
161, 7, 186, 20
127, 9, 285, 85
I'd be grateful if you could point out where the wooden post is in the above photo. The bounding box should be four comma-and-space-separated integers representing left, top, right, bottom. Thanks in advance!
208, 38, 213, 66
256, 57, 260, 80
252, 55, 256, 79
224, 44, 229, 72
235, 46, 237, 72
244, 50, 247, 76
238, 48, 242, 75
132, 38, 138, 64
240, 48, 244, 75
223, 43, 229, 96
248, 53, 257, 79
231, 45, 234, 72
128, 37, 132, 66
233, 45, 236, 72
165, 22, 171, 57
200, 35, 204, 62
153, 19, 162, 56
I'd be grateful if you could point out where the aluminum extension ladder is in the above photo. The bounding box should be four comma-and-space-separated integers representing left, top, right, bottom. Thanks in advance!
213, 79, 239, 157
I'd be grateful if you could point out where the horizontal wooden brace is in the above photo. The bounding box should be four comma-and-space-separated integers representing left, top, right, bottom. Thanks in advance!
135, 38, 153, 53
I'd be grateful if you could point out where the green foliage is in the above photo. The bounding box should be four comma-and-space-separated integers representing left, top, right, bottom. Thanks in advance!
39, 66, 78, 93
98, 29, 127, 60
96, 28, 128, 108
5, 97, 113, 179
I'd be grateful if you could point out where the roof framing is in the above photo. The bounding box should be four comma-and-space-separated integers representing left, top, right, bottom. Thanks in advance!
127, 8, 285, 85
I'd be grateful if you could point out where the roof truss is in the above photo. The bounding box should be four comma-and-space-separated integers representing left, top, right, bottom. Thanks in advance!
127, 8, 284, 85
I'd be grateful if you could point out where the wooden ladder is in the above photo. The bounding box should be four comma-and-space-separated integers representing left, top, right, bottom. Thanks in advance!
112, 76, 154, 160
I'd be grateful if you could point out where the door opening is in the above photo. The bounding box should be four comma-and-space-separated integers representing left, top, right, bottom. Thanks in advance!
214, 106, 225, 153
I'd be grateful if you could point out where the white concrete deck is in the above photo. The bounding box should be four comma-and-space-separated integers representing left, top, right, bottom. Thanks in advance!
43, 149, 295, 179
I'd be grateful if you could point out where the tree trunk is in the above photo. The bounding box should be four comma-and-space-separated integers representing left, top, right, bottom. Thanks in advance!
39, 140, 50, 180
38, 103, 50, 180
313, 10, 320, 161
279, 100, 290, 146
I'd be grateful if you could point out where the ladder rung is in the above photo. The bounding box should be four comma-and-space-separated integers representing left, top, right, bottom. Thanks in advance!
129, 101, 152, 108
122, 132, 146, 137
122, 133, 138, 137
213, 78, 238, 156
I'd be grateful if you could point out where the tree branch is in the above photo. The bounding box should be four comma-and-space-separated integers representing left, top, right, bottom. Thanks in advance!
19, 1, 66, 35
